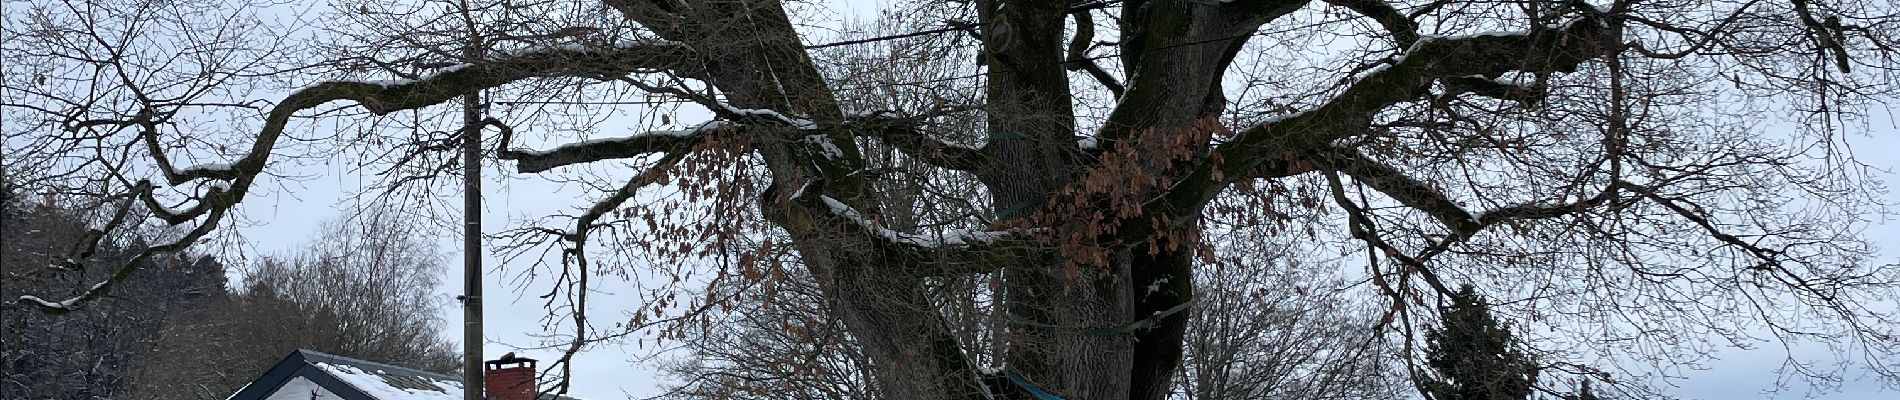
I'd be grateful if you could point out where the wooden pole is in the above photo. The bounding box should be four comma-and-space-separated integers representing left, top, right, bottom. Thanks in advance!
459, 2, 484, 398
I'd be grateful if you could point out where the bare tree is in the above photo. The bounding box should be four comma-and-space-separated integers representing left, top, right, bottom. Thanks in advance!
124, 210, 459, 400
653, 251, 881, 400
1175, 254, 1407, 400
2, 182, 230, 400
7, 1, 1900, 399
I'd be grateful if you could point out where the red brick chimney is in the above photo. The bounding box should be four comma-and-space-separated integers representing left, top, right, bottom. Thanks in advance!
484, 355, 537, 400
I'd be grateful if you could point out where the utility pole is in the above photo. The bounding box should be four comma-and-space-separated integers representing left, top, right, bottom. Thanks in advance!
458, 1, 484, 399
460, 80, 485, 400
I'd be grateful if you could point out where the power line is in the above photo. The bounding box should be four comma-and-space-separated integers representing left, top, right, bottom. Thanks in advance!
500, 0, 1390, 107
494, 99, 700, 105
805, 24, 972, 50
799, 0, 1127, 50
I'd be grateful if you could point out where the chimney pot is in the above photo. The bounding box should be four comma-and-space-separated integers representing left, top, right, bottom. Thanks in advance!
484, 356, 538, 400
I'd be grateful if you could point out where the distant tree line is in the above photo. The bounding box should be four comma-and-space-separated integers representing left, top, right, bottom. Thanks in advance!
1, 180, 459, 400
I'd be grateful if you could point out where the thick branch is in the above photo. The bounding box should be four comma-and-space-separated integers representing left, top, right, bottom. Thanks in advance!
1314, 147, 1481, 236
1322, 0, 1420, 46
1314, 146, 1626, 251
25, 41, 703, 314
18, 182, 229, 314
1159, 15, 1621, 217
813, 196, 1043, 278
1087, 16, 1622, 255
847, 111, 987, 172
152, 41, 701, 187
1267, 145, 1637, 293
1257, 18, 1614, 146
501, 120, 723, 173
333, 41, 703, 114
600, 0, 688, 38
1066, 10, 1125, 97
1790, 0, 1853, 73
1220, 0, 1317, 22
1102, 0, 1306, 144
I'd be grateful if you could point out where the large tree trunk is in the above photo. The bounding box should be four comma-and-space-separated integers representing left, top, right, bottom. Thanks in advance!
973, 2, 1141, 399
23, 0, 1879, 398
681, 2, 997, 399
593, 1, 1309, 398
582, 1, 1595, 399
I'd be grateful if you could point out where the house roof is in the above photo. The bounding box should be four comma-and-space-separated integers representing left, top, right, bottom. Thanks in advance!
227, 349, 579, 400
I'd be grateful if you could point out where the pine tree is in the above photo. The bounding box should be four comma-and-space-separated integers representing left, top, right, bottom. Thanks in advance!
1423, 285, 1539, 400
1573, 380, 1601, 400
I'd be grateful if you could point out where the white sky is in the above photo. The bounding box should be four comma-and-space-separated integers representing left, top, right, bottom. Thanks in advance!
201, 1, 1900, 399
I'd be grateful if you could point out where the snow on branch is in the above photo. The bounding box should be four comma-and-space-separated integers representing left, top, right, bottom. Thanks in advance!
810, 194, 1050, 276
15, 282, 103, 312
18, 190, 232, 314
717, 104, 818, 129
175, 162, 234, 176
500, 120, 729, 173
818, 196, 1027, 248
844, 107, 988, 172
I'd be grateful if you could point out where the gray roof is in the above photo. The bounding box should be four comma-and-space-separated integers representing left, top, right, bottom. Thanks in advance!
297, 349, 468, 394
226, 349, 580, 400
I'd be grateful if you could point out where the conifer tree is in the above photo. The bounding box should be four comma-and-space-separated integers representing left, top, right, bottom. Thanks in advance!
1571, 380, 1602, 400
1423, 285, 1539, 400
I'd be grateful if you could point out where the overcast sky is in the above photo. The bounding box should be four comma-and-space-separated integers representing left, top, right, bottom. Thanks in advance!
202, 1, 1900, 399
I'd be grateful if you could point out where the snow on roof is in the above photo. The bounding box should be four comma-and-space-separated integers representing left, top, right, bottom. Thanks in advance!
314, 362, 462, 400
280, 349, 581, 400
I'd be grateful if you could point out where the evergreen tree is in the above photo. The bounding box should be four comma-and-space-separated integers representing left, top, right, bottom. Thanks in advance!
1423, 285, 1539, 400
1571, 380, 1601, 400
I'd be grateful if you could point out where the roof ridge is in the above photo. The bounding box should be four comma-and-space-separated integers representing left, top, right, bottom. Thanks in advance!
290, 348, 581, 400
294, 348, 462, 383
